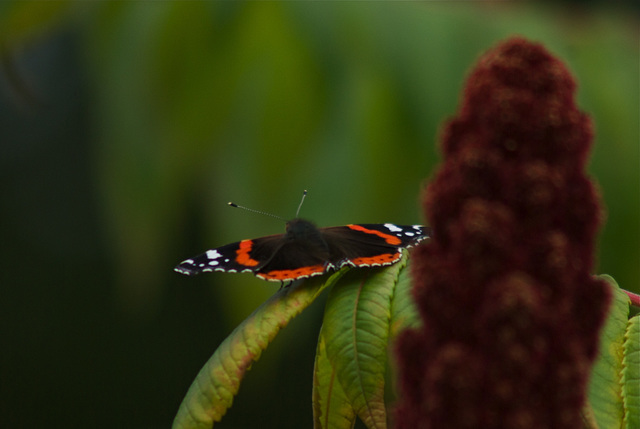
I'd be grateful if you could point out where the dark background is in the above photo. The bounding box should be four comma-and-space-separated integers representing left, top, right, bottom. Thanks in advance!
1, 2, 638, 428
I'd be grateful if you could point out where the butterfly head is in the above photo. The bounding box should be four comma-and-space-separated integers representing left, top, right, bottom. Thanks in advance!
285, 218, 321, 241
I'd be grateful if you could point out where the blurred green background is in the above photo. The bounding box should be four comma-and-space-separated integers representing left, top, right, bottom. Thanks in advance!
1, 2, 637, 428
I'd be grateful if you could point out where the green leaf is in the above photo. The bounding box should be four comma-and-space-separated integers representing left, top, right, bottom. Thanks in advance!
622, 314, 640, 429
172, 268, 348, 429
313, 328, 356, 429
389, 256, 420, 339
588, 275, 631, 429
319, 256, 407, 429
386, 257, 418, 405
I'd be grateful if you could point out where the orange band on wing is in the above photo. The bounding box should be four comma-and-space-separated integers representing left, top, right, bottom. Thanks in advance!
257, 265, 325, 281
236, 240, 260, 267
347, 224, 402, 245
350, 252, 401, 266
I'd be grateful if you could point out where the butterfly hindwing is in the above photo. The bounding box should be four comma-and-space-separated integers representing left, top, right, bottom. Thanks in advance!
253, 233, 332, 281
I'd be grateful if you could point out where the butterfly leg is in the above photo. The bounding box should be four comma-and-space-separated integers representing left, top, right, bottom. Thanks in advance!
278, 280, 295, 290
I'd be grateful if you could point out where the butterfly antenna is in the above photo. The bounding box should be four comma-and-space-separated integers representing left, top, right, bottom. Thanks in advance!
295, 189, 307, 218
227, 202, 286, 221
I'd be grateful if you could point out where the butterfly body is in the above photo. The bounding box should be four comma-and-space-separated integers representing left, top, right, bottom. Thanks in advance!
175, 219, 429, 282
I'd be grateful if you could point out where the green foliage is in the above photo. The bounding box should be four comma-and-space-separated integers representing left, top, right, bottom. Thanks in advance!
621, 308, 639, 429
172, 268, 349, 429
587, 275, 639, 429
174, 256, 415, 429
313, 330, 357, 429
316, 259, 412, 429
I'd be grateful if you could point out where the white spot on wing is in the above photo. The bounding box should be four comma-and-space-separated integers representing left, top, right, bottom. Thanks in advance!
206, 249, 223, 260
384, 223, 402, 232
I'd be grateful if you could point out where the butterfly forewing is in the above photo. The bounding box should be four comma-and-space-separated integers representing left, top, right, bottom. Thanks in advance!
175, 235, 283, 276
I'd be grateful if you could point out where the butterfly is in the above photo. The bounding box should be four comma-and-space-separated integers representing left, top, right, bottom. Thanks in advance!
175, 219, 429, 282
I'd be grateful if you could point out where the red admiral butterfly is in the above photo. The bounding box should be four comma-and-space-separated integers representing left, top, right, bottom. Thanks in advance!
174, 192, 430, 282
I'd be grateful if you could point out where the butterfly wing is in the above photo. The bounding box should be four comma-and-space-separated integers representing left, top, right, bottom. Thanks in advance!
174, 232, 333, 281
253, 231, 333, 281
320, 224, 429, 268
174, 234, 285, 276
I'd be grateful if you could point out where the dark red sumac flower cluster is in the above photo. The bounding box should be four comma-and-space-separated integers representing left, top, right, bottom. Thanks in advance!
395, 37, 611, 428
